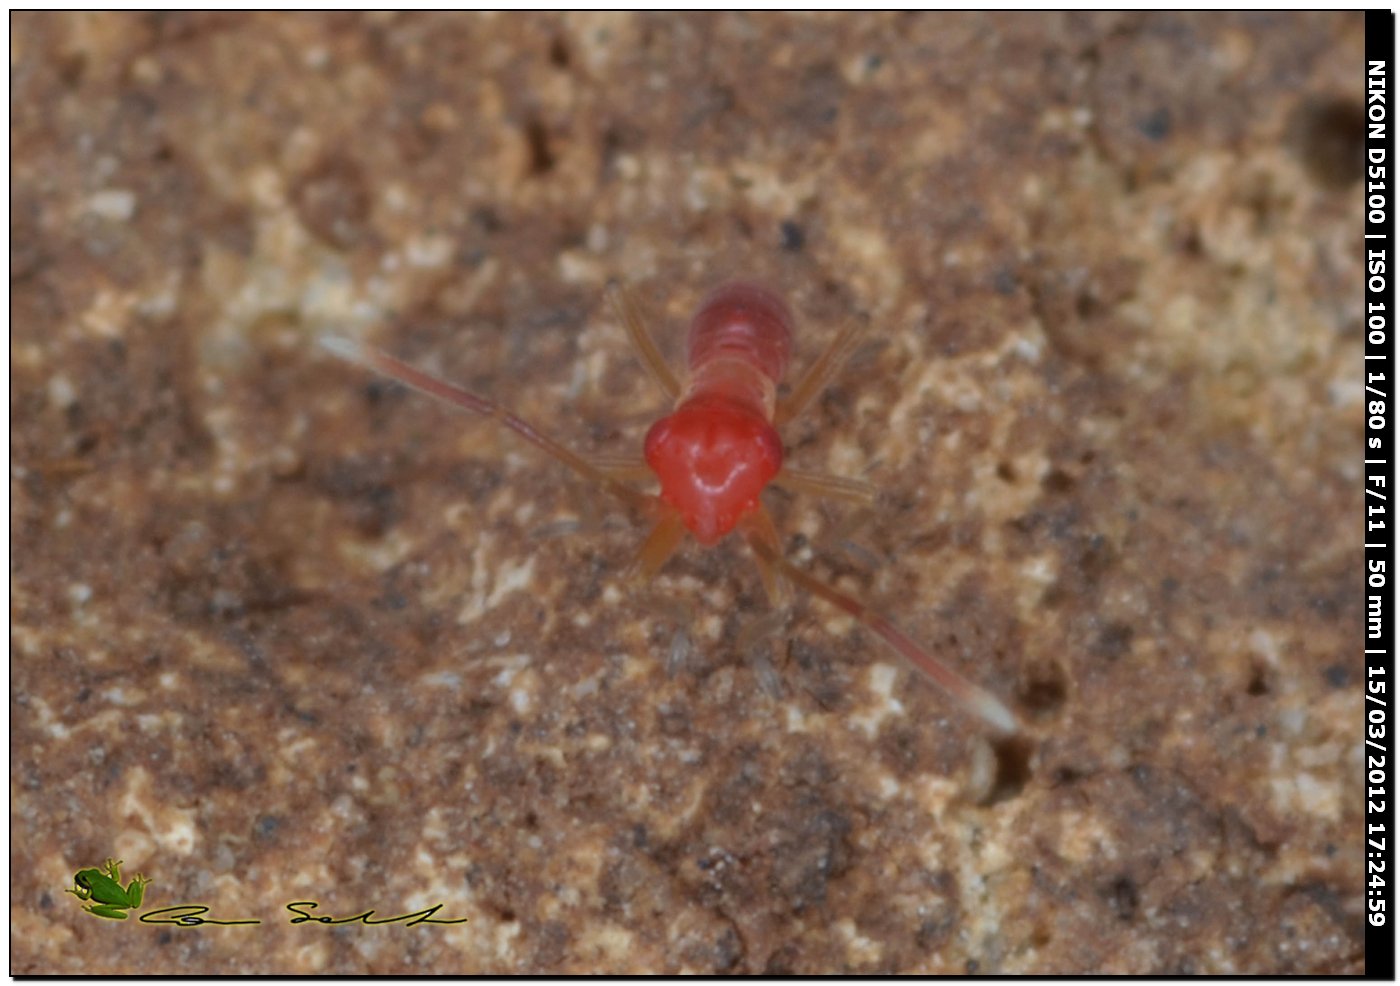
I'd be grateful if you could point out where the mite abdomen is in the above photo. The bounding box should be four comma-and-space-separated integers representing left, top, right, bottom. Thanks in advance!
685, 281, 794, 386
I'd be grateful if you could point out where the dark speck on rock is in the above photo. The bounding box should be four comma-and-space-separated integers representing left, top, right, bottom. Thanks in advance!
1137, 106, 1172, 141
779, 220, 805, 252
992, 265, 1019, 295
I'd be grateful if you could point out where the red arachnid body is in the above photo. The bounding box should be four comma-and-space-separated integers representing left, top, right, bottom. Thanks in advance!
644, 283, 792, 544
323, 281, 1019, 735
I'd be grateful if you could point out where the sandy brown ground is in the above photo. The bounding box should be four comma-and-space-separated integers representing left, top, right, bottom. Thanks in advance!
11, 12, 1364, 973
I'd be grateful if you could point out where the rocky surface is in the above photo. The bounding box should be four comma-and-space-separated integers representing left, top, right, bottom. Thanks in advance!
12, 11, 1363, 973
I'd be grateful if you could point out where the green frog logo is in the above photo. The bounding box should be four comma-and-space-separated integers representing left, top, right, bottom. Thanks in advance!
65, 858, 151, 920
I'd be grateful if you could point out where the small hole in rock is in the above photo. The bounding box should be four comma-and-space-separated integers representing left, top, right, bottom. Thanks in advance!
1286, 97, 1365, 190
1109, 874, 1139, 921
1041, 468, 1075, 494
1091, 621, 1135, 661
1137, 107, 1171, 141
984, 734, 1033, 805
1246, 664, 1269, 696
548, 36, 571, 69
524, 118, 555, 176
779, 219, 805, 252
1020, 660, 1068, 713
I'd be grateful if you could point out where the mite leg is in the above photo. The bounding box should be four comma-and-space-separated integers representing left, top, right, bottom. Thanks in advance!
607, 281, 682, 402
588, 452, 656, 484
525, 456, 653, 539
742, 528, 1020, 736
740, 505, 793, 607
666, 621, 693, 677
735, 608, 788, 653
629, 507, 687, 581
321, 337, 659, 517
774, 311, 873, 427
633, 591, 696, 677
734, 608, 789, 699
772, 464, 877, 507
809, 503, 882, 572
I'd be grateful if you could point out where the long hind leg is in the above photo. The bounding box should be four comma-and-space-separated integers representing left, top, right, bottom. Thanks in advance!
741, 525, 1020, 736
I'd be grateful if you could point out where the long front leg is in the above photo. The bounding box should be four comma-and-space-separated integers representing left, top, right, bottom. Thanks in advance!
321, 338, 660, 518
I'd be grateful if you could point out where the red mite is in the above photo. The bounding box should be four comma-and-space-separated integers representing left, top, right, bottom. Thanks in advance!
322, 281, 1019, 735
644, 283, 791, 545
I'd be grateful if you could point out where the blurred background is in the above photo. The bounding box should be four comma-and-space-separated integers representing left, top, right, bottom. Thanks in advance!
11, 12, 1363, 973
